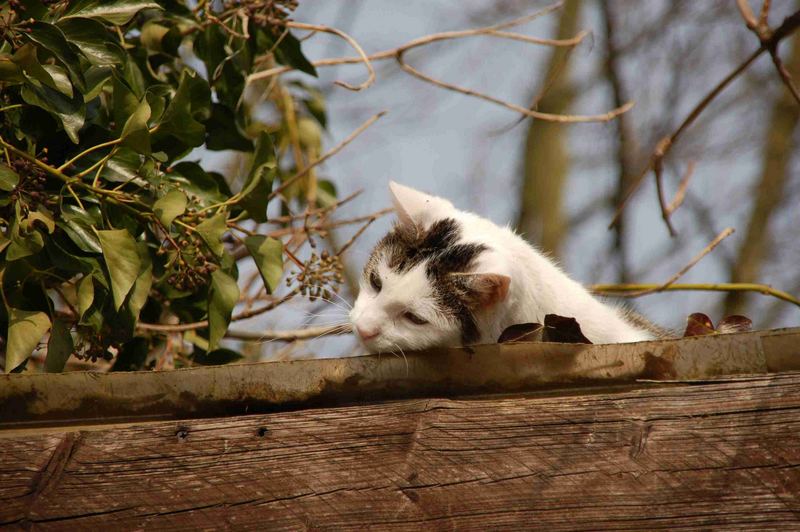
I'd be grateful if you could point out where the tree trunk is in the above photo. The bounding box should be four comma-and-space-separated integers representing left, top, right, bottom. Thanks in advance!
724, 32, 800, 316
516, 0, 581, 259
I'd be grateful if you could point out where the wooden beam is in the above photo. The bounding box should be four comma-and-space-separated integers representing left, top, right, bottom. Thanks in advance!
2, 327, 799, 428
1, 372, 799, 528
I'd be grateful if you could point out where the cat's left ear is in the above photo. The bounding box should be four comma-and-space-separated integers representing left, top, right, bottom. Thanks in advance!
456, 273, 511, 309
389, 181, 454, 229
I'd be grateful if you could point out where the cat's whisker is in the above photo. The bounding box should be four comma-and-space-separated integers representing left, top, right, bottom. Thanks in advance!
393, 342, 410, 377
326, 289, 354, 310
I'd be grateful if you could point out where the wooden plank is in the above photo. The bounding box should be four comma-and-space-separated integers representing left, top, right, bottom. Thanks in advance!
2, 372, 800, 530
2, 327, 799, 428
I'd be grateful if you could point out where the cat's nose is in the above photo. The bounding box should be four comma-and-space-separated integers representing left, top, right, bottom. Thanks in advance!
356, 326, 380, 341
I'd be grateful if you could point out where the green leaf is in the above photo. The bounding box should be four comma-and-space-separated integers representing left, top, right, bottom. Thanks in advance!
26, 22, 86, 93
0, 55, 24, 83
57, 17, 126, 66
12, 43, 58, 91
205, 103, 252, 152
40, 64, 73, 98
169, 162, 231, 206
59, 203, 102, 252
239, 132, 276, 223
195, 212, 227, 258
317, 179, 338, 208
120, 97, 151, 154
99, 147, 145, 185
45, 318, 73, 373
77, 274, 95, 320
0, 163, 19, 191
244, 235, 283, 294
5, 308, 51, 373
97, 229, 141, 310
153, 189, 187, 227
126, 243, 152, 321
207, 269, 239, 351
63, 0, 162, 25
151, 70, 211, 159
21, 83, 85, 144
275, 31, 317, 77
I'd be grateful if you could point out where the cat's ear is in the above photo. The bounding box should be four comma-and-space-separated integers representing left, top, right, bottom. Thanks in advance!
389, 181, 453, 229
455, 273, 511, 309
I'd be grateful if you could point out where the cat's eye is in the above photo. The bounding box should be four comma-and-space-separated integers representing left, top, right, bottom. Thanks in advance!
404, 311, 428, 325
369, 271, 382, 292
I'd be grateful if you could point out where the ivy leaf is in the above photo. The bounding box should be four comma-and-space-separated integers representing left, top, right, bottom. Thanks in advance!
239, 132, 276, 223
126, 243, 153, 322
97, 229, 141, 310
195, 212, 227, 258
244, 235, 283, 294
57, 17, 126, 67
169, 161, 230, 206
0, 55, 24, 84
12, 43, 58, 91
63, 0, 163, 26
41, 64, 73, 98
207, 269, 239, 351
0, 163, 19, 191
151, 70, 211, 159
120, 97, 151, 154
59, 204, 103, 253
21, 83, 85, 144
153, 189, 187, 227
5, 308, 51, 373
275, 31, 318, 77
45, 318, 73, 373
77, 274, 95, 320
26, 22, 86, 93
205, 103, 252, 152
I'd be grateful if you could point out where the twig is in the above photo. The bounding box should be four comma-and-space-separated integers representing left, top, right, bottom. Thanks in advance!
665, 161, 695, 215
247, 4, 633, 124
395, 50, 634, 124
336, 214, 379, 256
137, 289, 300, 333
286, 21, 374, 91
268, 111, 386, 202
225, 324, 352, 342
591, 282, 800, 308
609, 8, 800, 233
608, 227, 735, 297
247, 2, 568, 84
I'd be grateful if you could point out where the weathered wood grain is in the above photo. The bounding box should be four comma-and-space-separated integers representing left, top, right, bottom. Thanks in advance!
2, 327, 799, 428
2, 372, 800, 530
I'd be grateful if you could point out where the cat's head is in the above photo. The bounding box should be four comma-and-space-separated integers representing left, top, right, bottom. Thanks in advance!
350, 182, 510, 352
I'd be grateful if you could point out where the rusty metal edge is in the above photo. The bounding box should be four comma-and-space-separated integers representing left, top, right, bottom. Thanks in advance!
0, 328, 798, 430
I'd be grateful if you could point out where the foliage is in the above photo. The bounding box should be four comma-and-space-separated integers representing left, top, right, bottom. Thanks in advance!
0, 0, 335, 372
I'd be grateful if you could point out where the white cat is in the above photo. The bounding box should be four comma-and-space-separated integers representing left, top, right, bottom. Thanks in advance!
349, 182, 661, 352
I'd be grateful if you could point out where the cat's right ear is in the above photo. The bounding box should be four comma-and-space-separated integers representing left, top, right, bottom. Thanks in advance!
389, 181, 453, 230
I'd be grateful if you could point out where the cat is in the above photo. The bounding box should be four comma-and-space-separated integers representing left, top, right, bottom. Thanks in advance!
349, 182, 664, 352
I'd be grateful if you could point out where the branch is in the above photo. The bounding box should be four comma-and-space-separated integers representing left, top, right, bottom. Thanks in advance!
591, 282, 800, 309
395, 50, 634, 124
247, 3, 634, 124
611, 227, 734, 297
286, 21, 375, 91
268, 111, 386, 202
225, 324, 352, 342
609, 8, 800, 233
